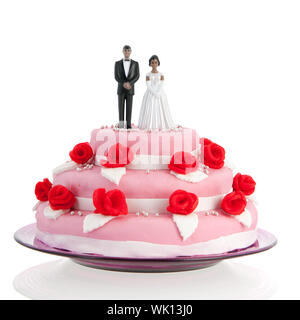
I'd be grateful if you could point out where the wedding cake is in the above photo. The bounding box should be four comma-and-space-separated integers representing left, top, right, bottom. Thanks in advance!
33, 125, 258, 258
32, 49, 258, 258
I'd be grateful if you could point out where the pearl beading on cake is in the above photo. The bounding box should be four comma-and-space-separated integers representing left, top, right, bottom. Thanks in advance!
136, 211, 160, 217
205, 210, 219, 216
76, 163, 94, 171
109, 124, 184, 133
200, 163, 210, 174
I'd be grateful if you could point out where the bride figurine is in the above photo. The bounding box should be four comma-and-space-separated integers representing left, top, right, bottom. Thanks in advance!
138, 55, 176, 130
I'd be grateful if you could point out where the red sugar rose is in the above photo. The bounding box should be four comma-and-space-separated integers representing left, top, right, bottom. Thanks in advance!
168, 152, 199, 175
48, 185, 75, 210
203, 142, 225, 169
93, 188, 128, 216
167, 190, 199, 215
221, 191, 247, 215
35, 178, 52, 201
233, 173, 256, 196
100, 143, 133, 168
69, 142, 94, 164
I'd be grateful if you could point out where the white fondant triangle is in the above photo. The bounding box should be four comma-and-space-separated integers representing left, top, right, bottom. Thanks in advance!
234, 209, 252, 228
101, 167, 126, 185
83, 214, 115, 233
44, 206, 69, 220
32, 201, 41, 211
170, 170, 208, 183
224, 158, 236, 171
248, 196, 259, 206
173, 212, 199, 241
53, 161, 78, 175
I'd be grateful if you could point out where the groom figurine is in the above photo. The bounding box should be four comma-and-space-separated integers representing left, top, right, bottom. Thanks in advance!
114, 45, 140, 129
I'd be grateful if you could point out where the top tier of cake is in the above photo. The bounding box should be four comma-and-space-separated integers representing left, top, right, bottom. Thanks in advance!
90, 126, 201, 170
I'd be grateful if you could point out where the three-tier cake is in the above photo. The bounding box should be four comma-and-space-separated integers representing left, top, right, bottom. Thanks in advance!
33, 125, 257, 258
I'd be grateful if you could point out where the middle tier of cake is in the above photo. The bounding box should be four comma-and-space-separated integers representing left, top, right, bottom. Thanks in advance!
53, 166, 233, 214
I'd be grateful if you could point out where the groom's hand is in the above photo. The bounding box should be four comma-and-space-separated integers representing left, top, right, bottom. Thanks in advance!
123, 82, 131, 90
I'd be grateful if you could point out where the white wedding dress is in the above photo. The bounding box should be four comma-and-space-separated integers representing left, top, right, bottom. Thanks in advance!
138, 72, 176, 129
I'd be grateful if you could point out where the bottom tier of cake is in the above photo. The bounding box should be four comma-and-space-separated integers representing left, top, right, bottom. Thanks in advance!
35, 200, 258, 258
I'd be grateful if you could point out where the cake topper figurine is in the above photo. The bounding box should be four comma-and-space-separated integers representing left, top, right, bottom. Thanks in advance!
138, 55, 176, 130
114, 45, 140, 129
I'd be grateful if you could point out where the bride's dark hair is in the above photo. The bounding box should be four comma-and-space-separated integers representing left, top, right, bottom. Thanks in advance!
149, 55, 160, 66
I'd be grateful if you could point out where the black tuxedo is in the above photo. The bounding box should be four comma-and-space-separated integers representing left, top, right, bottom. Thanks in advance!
114, 59, 140, 128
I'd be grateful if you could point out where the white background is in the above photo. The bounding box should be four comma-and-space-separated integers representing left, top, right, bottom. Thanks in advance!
0, 0, 299, 299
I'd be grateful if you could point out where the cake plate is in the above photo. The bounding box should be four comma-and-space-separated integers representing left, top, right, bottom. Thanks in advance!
14, 224, 277, 272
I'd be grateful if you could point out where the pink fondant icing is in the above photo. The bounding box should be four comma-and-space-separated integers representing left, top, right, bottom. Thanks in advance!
36, 200, 257, 246
53, 166, 233, 199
